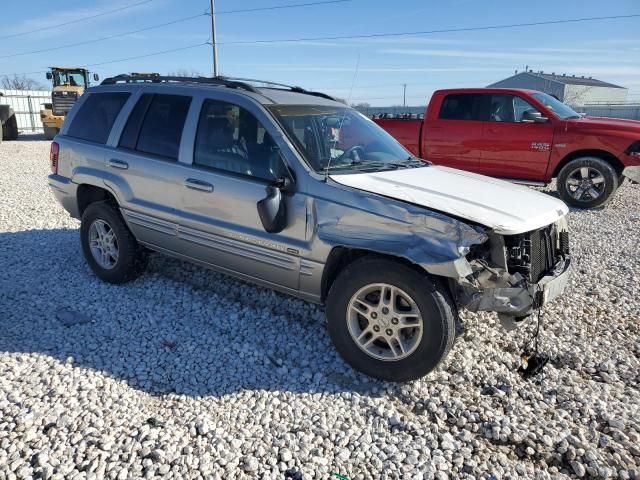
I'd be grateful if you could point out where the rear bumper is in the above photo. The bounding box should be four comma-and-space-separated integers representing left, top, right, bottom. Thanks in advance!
623, 165, 640, 184
48, 174, 80, 219
461, 257, 571, 318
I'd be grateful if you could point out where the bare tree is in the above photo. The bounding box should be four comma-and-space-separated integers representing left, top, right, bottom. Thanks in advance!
168, 69, 203, 78
1, 75, 45, 90
563, 86, 595, 107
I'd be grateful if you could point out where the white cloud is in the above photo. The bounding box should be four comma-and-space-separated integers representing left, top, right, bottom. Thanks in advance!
3, 0, 165, 40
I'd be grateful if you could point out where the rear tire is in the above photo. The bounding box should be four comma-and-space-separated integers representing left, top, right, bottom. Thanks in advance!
326, 257, 456, 382
2, 115, 18, 141
557, 157, 618, 209
43, 126, 58, 140
80, 201, 147, 284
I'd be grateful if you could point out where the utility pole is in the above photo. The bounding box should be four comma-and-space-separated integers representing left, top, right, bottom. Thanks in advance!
403, 84, 407, 107
210, 0, 219, 76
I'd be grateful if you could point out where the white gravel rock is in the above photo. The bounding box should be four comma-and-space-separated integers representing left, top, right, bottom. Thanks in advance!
0, 136, 639, 479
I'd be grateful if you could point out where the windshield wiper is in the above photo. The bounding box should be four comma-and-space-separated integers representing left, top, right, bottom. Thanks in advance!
388, 156, 429, 168
325, 160, 391, 171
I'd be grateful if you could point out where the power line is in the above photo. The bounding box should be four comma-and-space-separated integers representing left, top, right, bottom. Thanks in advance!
0, 42, 208, 77
0, 13, 207, 59
84, 42, 209, 68
0, 0, 156, 40
216, 0, 351, 15
217, 13, 640, 45
0, 1, 352, 60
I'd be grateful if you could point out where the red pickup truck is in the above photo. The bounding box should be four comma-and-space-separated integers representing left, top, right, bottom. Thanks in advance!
373, 88, 640, 208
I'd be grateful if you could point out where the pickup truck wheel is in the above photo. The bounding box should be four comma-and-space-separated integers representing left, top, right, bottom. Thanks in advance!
557, 157, 618, 208
80, 201, 147, 284
326, 257, 456, 382
2, 115, 18, 141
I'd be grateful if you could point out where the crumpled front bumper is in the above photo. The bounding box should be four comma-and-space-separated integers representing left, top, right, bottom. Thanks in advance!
460, 257, 571, 318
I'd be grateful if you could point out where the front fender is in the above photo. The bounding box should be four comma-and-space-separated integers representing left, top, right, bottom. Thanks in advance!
314, 197, 488, 279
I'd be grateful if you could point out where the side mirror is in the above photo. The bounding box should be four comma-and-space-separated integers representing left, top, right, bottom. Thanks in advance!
93, 73, 99, 81
257, 178, 289, 233
46, 72, 53, 80
522, 109, 548, 123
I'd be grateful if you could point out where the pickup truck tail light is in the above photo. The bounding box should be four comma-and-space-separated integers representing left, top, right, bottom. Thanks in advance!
50, 142, 59, 174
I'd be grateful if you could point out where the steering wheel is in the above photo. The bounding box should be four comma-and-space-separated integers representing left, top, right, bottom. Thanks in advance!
338, 145, 366, 164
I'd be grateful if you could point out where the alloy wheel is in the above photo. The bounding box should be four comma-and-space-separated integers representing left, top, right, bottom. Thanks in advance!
88, 219, 119, 269
347, 283, 423, 361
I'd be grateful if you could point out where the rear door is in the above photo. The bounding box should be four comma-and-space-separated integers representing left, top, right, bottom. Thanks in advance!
175, 95, 306, 290
104, 91, 193, 253
479, 93, 554, 181
422, 93, 485, 172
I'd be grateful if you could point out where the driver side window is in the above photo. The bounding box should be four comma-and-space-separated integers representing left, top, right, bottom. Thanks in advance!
489, 94, 541, 123
193, 100, 285, 181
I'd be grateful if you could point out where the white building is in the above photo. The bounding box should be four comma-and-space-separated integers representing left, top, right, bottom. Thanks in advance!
488, 70, 628, 106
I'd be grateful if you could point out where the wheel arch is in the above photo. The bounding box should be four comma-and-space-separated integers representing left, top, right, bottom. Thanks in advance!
552, 149, 624, 178
320, 246, 451, 303
76, 184, 119, 217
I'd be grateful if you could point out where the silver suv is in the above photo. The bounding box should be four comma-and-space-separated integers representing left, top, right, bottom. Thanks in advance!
49, 75, 571, 382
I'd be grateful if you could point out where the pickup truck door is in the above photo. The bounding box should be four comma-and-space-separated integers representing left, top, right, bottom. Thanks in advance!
479, 94, 554, 181
422, 93, 484, 172
175, 97, 306, 291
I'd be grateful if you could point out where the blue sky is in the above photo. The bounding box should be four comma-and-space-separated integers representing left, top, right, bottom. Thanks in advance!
1, 0, 638, 105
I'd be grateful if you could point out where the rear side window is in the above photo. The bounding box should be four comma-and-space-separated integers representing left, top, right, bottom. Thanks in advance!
66, 92, 130, 144
119, 93, 191, 160
438, 94, 484, 121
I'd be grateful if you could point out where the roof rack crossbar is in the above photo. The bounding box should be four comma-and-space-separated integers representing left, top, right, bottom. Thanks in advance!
218, 76, 336, 101
100, 74, 259, 93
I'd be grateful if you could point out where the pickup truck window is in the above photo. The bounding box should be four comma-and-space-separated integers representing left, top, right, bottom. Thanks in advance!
66, 92, 130, 144
489, 94, 540, 123
439, 94, 484, 121
120, 94, 191, 161
193, 99, 284, 181
269, 105, 416, 173
531, 92, 581, 120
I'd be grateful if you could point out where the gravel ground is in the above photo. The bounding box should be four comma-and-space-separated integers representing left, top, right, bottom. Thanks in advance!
1, 135, 639, 480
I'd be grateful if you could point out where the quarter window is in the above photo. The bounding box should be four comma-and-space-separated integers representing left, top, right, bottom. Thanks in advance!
119, 93, 191, 161
66, 92, 130, 144
193, 99, 284, 181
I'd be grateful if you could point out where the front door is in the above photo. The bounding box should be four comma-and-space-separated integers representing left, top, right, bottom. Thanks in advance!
176, 98, 306, 290
479, 94, 554, 181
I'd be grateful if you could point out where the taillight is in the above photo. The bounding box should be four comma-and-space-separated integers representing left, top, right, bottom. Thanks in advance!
50, 142, 59, 174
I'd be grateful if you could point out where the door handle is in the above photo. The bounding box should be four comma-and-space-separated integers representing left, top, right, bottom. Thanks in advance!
185, 178, 214, 192
108, 159, 129, 170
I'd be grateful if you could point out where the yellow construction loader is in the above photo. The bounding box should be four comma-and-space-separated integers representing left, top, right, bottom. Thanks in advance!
40, 67, 99, 140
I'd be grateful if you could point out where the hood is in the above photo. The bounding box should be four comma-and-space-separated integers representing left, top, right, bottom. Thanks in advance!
569, 116, 640, 134
330, 166, 569, 235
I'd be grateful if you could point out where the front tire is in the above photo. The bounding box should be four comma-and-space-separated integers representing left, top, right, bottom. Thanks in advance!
557, 157, 618, 208
80, 201, 147, 284
326, 257, 457, 382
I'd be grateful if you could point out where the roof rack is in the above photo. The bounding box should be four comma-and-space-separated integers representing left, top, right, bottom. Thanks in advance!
100, 74, 259, 93
100, 74, 336, 101
217, 76, 336, 101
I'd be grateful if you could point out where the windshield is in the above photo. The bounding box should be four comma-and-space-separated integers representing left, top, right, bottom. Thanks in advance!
531, 92, 581, 120
268, 105, 423, 173
53, 70, 87, 88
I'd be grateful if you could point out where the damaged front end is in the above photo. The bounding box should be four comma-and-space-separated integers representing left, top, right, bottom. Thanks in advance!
456, 217, 571, 329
